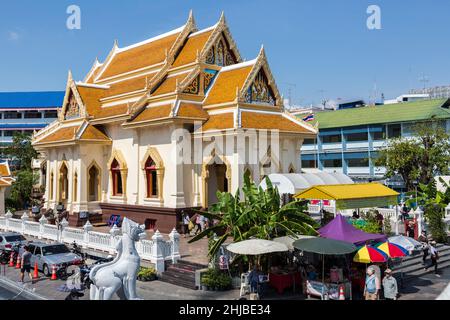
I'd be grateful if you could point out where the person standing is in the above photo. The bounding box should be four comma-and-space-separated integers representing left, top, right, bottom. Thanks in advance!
181, 211, 190, 238
401, 204, 409, 221
364, 268, 380, 300
406, 221, 415, 239
194, 214, 203, 235
418, 231, 429, 264
19, 246, 33, 283
425, 241, 439, 275
382, 269, 398, 300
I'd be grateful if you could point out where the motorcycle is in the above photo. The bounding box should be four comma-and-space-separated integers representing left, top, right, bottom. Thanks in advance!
0, 244, 21, 265
70, 241, 87, 262
79, 256, 114, 289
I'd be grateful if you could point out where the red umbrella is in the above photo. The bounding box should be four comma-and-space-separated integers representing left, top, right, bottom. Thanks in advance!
353, 245, 389, 264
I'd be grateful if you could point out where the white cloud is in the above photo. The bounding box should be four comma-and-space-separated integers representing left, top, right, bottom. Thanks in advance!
8, 31, 20, 41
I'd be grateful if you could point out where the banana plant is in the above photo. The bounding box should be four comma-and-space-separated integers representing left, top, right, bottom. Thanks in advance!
189, 171, 319, 258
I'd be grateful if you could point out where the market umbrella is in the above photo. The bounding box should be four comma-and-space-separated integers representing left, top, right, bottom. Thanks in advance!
273, 235, 316, 251
375, 241, 409, 259
353, 245, 389, 264
293, 238, 357, 255
388, 235, 423, 253
226, 239, 289, 255
293, 238, 357, 300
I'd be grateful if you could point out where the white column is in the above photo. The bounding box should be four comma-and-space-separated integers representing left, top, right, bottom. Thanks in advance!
169, 228, 181, 264
151, 230, 165, 274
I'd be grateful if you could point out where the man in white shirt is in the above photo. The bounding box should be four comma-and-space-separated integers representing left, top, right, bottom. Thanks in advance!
424, 241, 439, 275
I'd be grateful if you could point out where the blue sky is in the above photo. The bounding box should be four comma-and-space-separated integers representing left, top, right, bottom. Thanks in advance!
1, 0, 449, 105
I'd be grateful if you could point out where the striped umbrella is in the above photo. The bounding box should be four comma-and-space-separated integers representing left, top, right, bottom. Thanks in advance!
353, 245, 389, 264
375, 241, 409, 259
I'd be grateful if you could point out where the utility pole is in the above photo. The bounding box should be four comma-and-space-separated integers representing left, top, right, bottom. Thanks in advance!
419, 73, 429, 91
282, 82, 297, 108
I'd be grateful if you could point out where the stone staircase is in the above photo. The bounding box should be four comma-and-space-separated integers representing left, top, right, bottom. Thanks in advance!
393, 243, 450, 281
159, 260, 207, 290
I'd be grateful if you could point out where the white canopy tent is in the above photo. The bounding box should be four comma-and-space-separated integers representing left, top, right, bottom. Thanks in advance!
259, 172, 354, 195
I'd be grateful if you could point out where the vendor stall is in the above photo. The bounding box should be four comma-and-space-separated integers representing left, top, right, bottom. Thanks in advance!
293, 238, 357, 300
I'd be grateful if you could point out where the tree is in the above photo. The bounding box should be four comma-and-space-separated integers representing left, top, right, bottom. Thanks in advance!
8, 170, 38, 210
3, 133, 39, 210
4, 132, 37, 171
376, 121, 450, 191
189, 172, 319, 258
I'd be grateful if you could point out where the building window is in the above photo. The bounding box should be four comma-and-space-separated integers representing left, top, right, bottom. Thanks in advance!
4, 111, 22, 119
373, 130, 386, 141
24, 111, 41, 119
3, 131, 16, 137
111, 159, 123, 196
321, 135, 341, 144
44, 111, 58, 118
302, 160, 316, 168
387, 124, 401, 138
88, 165, 100, 202
73, 172, 78, 202
345, 132, 368, 142
323, 159, 342, 168
145, 157, 158, 198
347, 158, 369, 167
303, 139, 316, 145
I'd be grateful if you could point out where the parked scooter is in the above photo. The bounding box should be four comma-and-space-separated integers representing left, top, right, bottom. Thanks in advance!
0, 243, 21, 265
70, 241, 87, 262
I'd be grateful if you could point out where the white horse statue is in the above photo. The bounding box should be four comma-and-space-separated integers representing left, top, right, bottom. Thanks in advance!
89, 217, 146, 300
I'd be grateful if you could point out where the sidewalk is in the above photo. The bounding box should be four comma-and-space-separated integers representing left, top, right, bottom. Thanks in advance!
0, 263, 238, 300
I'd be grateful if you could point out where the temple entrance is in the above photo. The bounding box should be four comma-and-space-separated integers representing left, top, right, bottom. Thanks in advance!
205, 163, 229, 208
88, 165, 100, 201
58, 163, 69, 205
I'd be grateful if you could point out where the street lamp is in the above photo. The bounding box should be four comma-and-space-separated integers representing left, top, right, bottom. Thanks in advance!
412, 180, 419, 209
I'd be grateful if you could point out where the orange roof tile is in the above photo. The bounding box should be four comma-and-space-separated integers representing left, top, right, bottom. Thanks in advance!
0, 164, 10, 176
91, 104, 130, 119
98, 33, 180, 80
152, 73, 189, 96
36, 126, 78, 144
197, 113, 234, 132
86, 65, 103, 83
106, 74, 155, 97
203, 66, 253, 106
240, 112, 312, 133
176, 103, 209, 119
172, 30, 213, 67
77, 86, 105, 116
80, 125, 111, 141
131, 104, 173, 123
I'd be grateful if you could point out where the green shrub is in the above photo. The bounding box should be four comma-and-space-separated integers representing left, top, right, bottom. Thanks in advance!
426, 204, 448, 243
201, 268, 232, 290
137, 267, 157, 281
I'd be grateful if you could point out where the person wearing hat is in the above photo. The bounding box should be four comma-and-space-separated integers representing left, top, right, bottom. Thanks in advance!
424, 241, 439, 275
382, 269, 398, 300
364, 267, 380, 300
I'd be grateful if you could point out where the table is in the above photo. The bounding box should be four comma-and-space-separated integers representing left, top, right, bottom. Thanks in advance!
269, 272, 301, 294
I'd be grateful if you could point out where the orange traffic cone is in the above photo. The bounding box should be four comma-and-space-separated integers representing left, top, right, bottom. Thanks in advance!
339, 285, 345, 300
8, 252, 14, 267
33, 262, 39, 279
15, 254, 21, 269
50, 265, 57, 280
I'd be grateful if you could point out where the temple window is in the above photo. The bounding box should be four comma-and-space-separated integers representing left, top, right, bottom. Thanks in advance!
88, 164, 100, 201
145, 157, 158, 198
111, 159, 123, 196
73, 172, 78, 202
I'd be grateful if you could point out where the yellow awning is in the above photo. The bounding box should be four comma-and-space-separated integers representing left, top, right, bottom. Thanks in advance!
294, 183, 399, 200
294, 183, 399, 210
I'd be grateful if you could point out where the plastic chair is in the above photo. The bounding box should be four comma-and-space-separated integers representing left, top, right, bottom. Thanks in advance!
240, 273, 251, 297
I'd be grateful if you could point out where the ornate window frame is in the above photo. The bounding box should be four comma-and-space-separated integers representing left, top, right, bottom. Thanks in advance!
49, 170, 54, 201
73, 170, 78, 203
107, 149, 128, 201
87, 160, 102, 202
140, 147, 164, 203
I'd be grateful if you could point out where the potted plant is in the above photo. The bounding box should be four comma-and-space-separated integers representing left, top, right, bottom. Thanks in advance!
137, 267, 157, 282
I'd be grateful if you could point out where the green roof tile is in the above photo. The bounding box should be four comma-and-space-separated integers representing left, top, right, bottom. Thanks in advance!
302, 99, 450, 129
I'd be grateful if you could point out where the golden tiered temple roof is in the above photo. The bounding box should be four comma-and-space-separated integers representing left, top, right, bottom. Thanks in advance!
0, 162, 14, 187
33, 11, 316, 147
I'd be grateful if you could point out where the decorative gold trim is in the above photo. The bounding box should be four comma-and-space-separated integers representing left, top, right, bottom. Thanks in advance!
107, 149, 128, 200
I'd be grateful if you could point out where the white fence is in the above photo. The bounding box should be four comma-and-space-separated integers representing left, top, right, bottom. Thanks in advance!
0, 211, 180, 273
